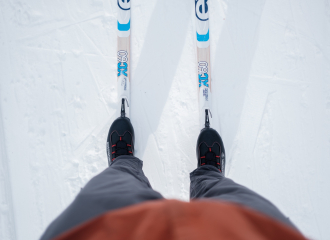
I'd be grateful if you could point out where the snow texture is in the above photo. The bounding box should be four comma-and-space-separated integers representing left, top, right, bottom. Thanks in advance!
0, 0, 330, 239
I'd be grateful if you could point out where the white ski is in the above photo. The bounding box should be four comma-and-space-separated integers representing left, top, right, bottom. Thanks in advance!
195, 0, 212, 129
117, 0, 131, 118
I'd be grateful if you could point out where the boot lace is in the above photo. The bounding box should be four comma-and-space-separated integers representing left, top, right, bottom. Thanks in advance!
111, 137, 132, 161
200, 148, 221, 171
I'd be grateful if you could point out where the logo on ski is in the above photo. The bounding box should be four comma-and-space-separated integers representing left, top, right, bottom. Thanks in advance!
118, 50, 128, 77
195, 0, 209, 21
118, 0, 130, 11
203, 89, 208, 101
198, 61, 209, 88
121, 78, 127, 91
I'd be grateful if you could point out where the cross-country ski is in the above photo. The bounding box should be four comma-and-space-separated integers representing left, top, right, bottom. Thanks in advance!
195, 0, 225, 174
117, 0, 131, 118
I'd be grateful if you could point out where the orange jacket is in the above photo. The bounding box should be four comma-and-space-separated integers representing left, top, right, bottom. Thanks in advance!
55, 200, 306, 240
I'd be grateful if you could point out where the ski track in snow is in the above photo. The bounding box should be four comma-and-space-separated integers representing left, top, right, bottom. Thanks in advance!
0, 0, 329, 239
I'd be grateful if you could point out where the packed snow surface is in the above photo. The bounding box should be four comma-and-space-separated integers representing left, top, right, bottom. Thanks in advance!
1, 0, 330, 239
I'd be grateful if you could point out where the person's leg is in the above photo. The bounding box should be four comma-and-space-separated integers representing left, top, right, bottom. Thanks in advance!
40, 156, 163, 240
190, 165, 297, 230
193, 127, 298, 230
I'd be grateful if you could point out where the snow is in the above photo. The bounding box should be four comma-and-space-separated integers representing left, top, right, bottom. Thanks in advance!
0, 0, 329, 239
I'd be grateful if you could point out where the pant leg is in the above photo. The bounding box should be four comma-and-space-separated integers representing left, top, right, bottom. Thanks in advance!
40, 156, 163, 240
190, 165, 298, 230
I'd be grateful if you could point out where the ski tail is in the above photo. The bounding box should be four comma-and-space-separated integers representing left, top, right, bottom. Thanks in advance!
195, 0, 212, 129
117, 0, 131, 118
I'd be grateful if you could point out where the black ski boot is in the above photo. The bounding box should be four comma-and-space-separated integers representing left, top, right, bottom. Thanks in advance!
196, 127, 225, 173
106, 117, 135, 166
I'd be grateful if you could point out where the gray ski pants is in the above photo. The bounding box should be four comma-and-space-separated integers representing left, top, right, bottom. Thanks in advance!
40, 156, 297, 240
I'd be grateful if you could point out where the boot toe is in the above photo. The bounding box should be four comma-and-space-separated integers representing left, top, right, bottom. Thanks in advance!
109, 117, 134, 136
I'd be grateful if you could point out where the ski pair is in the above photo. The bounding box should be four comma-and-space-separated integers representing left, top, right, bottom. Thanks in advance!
113, 0, 225, 173
116, 0, 213, 126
